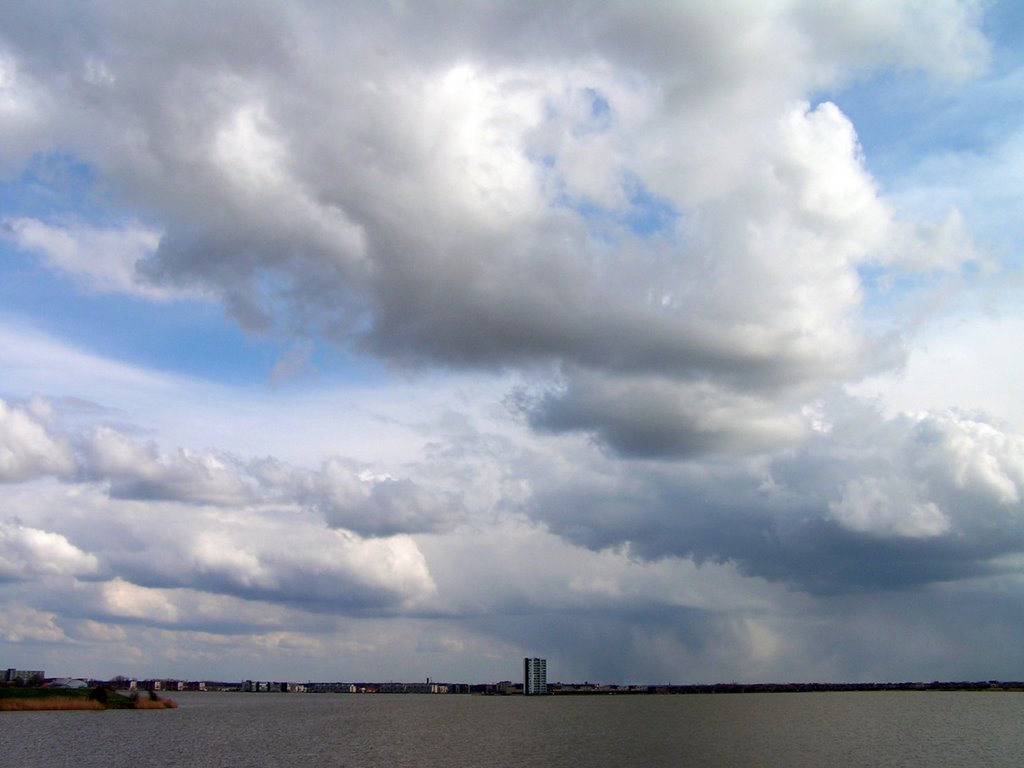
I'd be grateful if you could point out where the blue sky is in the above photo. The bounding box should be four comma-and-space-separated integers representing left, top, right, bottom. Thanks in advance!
2, 1, 1024, 685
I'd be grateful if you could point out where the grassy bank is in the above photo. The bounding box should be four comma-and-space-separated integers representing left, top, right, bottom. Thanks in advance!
0, 686, 177, 711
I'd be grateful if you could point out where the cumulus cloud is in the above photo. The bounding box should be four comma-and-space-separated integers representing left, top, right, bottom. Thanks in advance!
829, 476, 951, 538
177, 516, 437, 611
14, 390, 1018, 627
0, 397, 75, 482
0, 4, 985, 394
910, 410, 1024, 506
0, 392, 450, 618
0, 604, 69, 643
80, 426, 461, 536
101, 578, 180, 623
525, 398, 1024, 594
0, 521, 99, 580
289, 458, 464, 537
82, 426, 254, 505
1, 477, 438, 621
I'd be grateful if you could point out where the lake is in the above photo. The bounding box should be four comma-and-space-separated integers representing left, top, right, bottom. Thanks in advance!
3, 691, 1023, 766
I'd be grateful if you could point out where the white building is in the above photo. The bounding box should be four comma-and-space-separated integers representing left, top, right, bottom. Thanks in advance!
524, 657, 547, 695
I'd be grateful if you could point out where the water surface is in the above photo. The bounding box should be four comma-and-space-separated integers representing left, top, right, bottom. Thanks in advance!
3, 691, 1022, 767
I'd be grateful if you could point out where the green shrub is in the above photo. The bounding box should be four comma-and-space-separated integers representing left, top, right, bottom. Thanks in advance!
89, 686, 109, 704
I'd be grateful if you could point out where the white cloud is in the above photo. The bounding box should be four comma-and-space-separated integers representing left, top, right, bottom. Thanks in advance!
884, 208, 987, 274
83, 426, 254, 505
0, 2, 986, 398
830, 476, 951, 538
0, 51, 49, 174
912, 411, 1024, 506
0, 398, 75, 482
794, 0, 989, 84
101, 579, 180, 623
851, 309, 1024, 432
0, 521, 99, 579
0, 604, 69, 643
298, 458, 464, 536
0, 473, 439, 619
176, 511, 438, 610
3, 217, 188, 300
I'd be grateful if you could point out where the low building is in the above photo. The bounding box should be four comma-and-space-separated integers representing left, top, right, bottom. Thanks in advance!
4, 668, 45, 684
48, 678, 88, 689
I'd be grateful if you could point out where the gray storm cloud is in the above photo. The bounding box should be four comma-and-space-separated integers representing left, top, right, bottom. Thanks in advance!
527, 399, 1024, 594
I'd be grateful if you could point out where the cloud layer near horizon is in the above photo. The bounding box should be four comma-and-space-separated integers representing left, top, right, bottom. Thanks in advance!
2, 1, 1023, 684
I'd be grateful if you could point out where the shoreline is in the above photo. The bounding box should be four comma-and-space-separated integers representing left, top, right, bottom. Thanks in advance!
544, 681, 1024, 695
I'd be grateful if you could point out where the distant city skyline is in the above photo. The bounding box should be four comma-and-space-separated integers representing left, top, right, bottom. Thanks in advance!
10, 666, 1024, 700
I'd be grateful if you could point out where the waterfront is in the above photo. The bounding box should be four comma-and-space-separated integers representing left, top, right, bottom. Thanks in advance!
3, 690, 1024, 767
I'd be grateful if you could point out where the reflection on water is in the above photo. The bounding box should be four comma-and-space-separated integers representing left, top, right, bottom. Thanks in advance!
3, 691, 1023, 767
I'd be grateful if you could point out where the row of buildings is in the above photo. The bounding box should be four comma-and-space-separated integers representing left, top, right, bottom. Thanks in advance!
3, 657, 553, 696
3, 668, 45, 684
236, 658, 551, 696
240, 680, 475, 694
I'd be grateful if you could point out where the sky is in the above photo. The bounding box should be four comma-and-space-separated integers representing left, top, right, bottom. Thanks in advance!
1, 0, 1023, 686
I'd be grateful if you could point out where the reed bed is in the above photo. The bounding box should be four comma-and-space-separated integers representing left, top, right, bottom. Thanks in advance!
0, 697, 105, 711
0, 686, 177, 711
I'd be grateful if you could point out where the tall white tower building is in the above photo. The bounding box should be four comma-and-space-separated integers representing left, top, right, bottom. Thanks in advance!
524, 657, 547, 695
